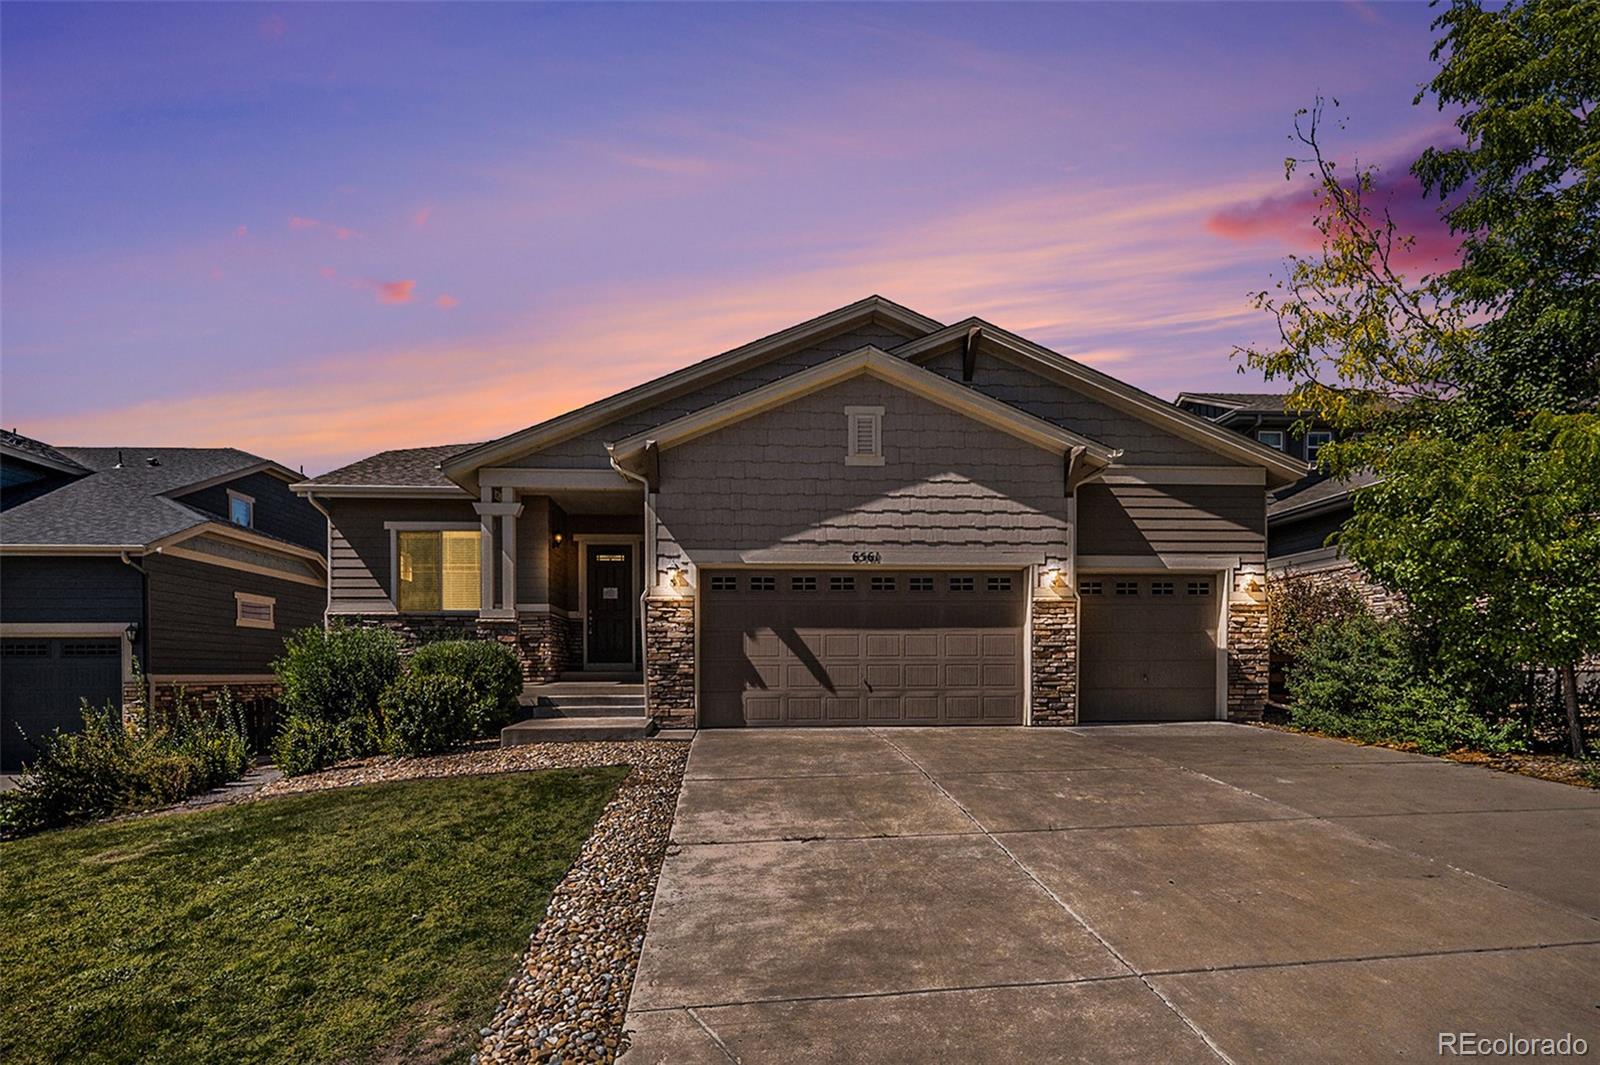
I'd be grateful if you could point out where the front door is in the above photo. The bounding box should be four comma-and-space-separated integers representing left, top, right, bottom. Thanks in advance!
586, 545, 635, 667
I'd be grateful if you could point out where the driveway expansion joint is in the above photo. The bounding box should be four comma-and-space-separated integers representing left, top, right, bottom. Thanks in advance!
1141, 937, 1600, 980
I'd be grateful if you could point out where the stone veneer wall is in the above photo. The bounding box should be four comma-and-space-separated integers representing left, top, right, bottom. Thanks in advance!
1268, 559, 1402, 618
337, 612, 571, 684
1226, 602, 1269, 721
1030, 597, 1078, 726
643, 596, 695, 729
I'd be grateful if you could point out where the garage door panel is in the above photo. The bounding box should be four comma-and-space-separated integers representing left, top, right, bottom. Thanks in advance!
2, 638, 122, 772
700, 570, 1023, 727
1079, 574, 1218, 724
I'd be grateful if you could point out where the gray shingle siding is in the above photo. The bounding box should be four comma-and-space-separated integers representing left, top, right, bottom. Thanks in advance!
145, 554, 325, 674
654, 375, 1070, 567
513, 324, 922, 469
173, 470, 326, 554
920, 348, 1237, 466
1077, 483, 1266, 562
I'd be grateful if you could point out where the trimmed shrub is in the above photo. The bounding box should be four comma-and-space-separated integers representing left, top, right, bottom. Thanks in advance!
408, 639, 523, 735
380, 673, 475, 756
273, 624, 402, 725
0, 694, 254, 839
270, 714, 351, 778
1287, 615, 1522, 754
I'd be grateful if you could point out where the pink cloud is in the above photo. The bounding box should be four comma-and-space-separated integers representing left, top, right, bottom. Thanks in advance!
374, 280, 416, 305
435, 293, 460, 309
259, 14, 287, 41
288, 215, 321, 230
334, 227, 355, 241
234, 224, 249, 237
319, 265, 338, 280
413, 205, 433, 228
1206, 160, 1460, 273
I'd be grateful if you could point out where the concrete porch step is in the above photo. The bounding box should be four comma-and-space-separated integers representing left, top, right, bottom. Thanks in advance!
501, 716, 655, 745
525, 682, 645, 698
532, 703, 648, 718
558, 670, 642, 683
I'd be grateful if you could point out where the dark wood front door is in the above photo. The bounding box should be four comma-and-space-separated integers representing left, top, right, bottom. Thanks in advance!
586, 545, 634, 666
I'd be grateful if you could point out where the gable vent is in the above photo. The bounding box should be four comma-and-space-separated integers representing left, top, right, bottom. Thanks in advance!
844, 406, 884, 466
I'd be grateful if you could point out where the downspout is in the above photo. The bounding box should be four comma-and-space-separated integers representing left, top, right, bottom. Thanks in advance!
301, 490, 334, 629
607, 447, 655, 679
119, 551, 149, 702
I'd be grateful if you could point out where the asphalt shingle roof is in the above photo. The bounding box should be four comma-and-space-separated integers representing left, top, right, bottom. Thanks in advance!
0, 429, 89, 473
1, 446, 281, 547
1269, 468, 1381, 518
1181, 392, 1298, 413
299, 442, 484, 488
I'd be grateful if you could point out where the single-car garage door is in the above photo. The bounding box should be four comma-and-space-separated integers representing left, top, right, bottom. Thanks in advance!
1079, 573, 1219, 723
1, 637, 123, 770
700, 570, 1025, 727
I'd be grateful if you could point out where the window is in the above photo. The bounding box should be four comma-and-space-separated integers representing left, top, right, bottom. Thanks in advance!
750, 574, 776, 592
396, 529, 481, 611
709, 574, 738, 592
949, 575, 975, 592
1151, 580, 1175, 597
909, 575, 934, 592
987, 575, 1012, 592
791, 575, 818, 592
1079, 580, 1103, 596
235, 592, 276, 629
1256, 429, 1285, 451
227, 489, 254, 528
1306, 430, 1333, 464
870, 575, 896, 592
829, 575, 855, 592
1114, 580, 1139, 596
844, 405, 885, 466
1187, 580, 1212, 597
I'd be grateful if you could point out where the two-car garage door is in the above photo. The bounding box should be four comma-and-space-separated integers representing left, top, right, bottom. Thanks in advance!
699, 570, 1025, 728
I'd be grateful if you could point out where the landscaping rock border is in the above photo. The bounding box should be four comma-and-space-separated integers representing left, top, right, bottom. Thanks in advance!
257, 738, 692, 1063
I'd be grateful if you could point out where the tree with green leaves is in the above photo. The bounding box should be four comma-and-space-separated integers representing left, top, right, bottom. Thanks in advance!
1239, 0, 1600, 755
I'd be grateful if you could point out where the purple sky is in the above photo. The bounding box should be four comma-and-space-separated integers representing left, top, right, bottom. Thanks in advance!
1, 2, 1458, 474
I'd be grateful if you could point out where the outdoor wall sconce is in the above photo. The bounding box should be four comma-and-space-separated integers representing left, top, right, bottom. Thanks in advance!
124, 622, 139, 642
1043, 567, 1066, 589
551, 530, 565, 548
667, 565, 685, 588
1245, 576, 1267, 602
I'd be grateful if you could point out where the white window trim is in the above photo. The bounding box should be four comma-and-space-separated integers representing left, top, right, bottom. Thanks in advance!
384, 522, 482, 614
1305, 430, 1333, 462
1255, 429, 1285, 451
844, 405, 885, 466
234, 591, 276, 630
227, 488, 255, 528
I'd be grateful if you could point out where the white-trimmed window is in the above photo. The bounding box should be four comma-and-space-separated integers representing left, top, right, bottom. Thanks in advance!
1306, 430, 1333, 464
228, 489, 255, 528
394, 528, 482, 612
1256, 429, 1285, 451
845, 405, 885, 466
235, 591, 276, 629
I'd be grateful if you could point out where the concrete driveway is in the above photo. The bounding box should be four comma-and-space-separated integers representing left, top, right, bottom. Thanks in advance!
622, 723, 1600, 1063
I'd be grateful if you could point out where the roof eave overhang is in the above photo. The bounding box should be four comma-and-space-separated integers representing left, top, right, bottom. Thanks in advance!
440, 296, 947, 493
288, 483, 471, 499
894, 323, 1308, 488
0, 443, 90, 478
0, 543, 147, 556
608, 346, 1118, 471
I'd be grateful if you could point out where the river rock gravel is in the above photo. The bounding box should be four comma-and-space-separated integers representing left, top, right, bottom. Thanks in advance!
257, 738, 691, 1063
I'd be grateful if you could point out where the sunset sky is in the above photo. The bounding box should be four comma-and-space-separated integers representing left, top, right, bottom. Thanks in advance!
1, 2, 1459, 474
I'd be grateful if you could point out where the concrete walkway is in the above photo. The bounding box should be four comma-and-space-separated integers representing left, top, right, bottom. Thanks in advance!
623, 723, 1600, 1063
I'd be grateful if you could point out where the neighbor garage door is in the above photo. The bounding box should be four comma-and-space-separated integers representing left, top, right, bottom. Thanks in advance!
1079, 573, 1219, 723
699, 570, 1025, 727
1, 637, 122, 770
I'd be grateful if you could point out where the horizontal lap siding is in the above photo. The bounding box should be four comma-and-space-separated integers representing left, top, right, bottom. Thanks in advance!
655, 375, 1069, 566
325, 497, 477, 613
921, 348, 1237, 466
1077, 483, 1265, 560
145, 554, 326, 674
0, 557, 142, 623
173, 471, 326, 554
514, 324, 922, 469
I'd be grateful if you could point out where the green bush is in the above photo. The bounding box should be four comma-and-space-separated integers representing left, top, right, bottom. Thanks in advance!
273, 624, 401, 725
408, 639, 523, 735
1267, 574, 1372, 658
0, 694, 254, 839
270, 714, 353, 778
380, 673, 475, 756
1287, 615, 1522, 754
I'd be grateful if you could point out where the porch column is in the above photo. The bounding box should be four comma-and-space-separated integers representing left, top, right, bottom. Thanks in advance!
479, 485, 496, 612
500, 487, 518, 614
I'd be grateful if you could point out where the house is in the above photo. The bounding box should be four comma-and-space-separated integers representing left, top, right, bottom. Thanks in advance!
294, 297, 1306, 730
1175, 393, 1394, 614
0, 432, 328, 769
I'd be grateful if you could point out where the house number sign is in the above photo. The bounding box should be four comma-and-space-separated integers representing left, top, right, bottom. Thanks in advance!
851, 551, 882, 564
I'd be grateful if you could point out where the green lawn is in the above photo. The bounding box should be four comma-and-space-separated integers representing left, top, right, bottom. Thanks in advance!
0, 767, 627, 1064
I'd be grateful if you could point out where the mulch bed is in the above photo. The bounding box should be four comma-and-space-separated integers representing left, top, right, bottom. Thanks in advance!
1251, 721, 1599, 790
258, 738, 691, 1063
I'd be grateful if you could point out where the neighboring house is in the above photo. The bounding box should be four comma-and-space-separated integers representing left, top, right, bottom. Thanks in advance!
1176, 393, 1394, 614
0, 432, 328, 770
295, 296, 1304, 729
